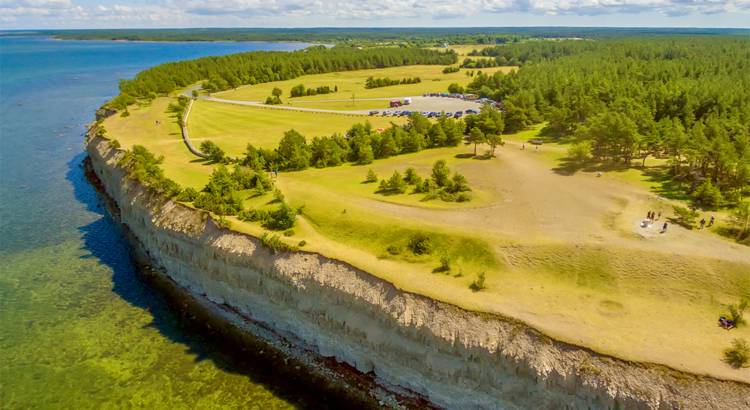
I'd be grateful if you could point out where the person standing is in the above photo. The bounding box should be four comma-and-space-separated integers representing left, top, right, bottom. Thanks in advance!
663, 222, 668, 232
657, 211, 661, 220
535, 145, 538, 152
522, 143, 525, 150
709, 215, 715, 227
700, 218, 706, 229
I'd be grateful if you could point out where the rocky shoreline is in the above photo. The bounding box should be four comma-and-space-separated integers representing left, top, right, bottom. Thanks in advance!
85, 130, 750, 410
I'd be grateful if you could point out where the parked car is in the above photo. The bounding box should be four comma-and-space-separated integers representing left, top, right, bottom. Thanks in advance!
404, 98, 412, 105
423, 93, 429, 97
445, 112, 453, 117
369, 110, 379, 116
393, 110, 401, 116
383, 110, 391, 116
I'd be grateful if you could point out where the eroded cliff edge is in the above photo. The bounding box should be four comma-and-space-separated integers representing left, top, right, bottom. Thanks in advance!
86, 133, 750, 410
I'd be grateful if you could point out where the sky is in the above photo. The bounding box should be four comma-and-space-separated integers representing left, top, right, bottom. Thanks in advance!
1, 0, 749, 29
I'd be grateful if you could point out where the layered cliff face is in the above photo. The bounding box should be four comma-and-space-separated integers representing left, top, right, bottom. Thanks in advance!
87, 134, 749, 410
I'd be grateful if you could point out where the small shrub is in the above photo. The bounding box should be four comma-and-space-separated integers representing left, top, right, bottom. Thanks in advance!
377, 179, 389, 193
724, 338, 750, 368
239, 208, 271, 223
176, 187, 199, 202
120, 110, 130, 118
411, 176, 424, 193
111, 139, 121, 149
273, 188, 285, 203
259, 232, 298, 254
407, 232, 431, 255
457, 192, 472, 202
387, 244, 402, 255
387, 170, 407, 194
272, 202, 297, 230
469, 272, 487, 292
439, 189, 456, 202
439, 254, 451, 272
421, 188, 439, 202
728, 297, 749, 327
404, 167, 419, 184
298, 240, 307, 247
365, 168, 378, 183
283, 229, 294, 237
216, 216, 232, 229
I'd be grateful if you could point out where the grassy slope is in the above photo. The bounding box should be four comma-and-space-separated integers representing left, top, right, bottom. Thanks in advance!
104, 71, 750, 382
216, 65, 514, 103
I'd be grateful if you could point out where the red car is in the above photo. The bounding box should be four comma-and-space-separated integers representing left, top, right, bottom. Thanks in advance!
390, 101, 402, 108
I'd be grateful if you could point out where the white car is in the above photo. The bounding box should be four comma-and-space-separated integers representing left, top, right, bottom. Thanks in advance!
383, 111, 392, 116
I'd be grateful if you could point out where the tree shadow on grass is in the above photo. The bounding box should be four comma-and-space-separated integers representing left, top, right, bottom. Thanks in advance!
641, 166, 690, 201
666, 216, 695, 231
553, 158, 633, 177
454, 153, 474, 159
74, 154, 388, 410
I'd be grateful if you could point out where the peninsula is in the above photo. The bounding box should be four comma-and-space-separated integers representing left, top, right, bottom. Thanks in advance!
86, 36, 750, 409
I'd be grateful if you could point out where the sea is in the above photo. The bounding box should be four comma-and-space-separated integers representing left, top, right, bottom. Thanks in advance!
0, 36, 365, 409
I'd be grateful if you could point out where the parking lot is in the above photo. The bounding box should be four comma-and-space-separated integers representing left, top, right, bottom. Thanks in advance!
370, 96, 479, 116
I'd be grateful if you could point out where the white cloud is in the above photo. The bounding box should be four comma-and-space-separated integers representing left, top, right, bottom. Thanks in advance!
0, 0, 748, 28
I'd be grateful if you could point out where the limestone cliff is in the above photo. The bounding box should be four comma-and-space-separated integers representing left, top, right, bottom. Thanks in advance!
86, 133, 750, 410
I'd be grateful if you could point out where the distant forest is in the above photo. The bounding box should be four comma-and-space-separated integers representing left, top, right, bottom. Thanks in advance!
109, 45, 456, 103
463, 37, 750, 205
11, 27, 750, 46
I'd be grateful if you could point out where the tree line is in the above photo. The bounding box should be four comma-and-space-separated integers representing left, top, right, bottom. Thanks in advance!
46, 28, 749, 45
365, 76, 421, 89
111, 45, 456, 101
461, 37, 750, 208
241, 112, 465, 172
290, 84, 335, 97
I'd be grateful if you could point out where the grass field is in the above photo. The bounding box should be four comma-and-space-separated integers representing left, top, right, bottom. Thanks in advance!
187, 99, 408, 154
217, 65, 514, 103
105, 81, 750, 383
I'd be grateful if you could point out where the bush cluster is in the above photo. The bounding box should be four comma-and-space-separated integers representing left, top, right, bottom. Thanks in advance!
119, 145, 182, 198
365, 76, 421, 89
374, 160, 471, 203
290, 84, 333, 97
199, 140, 227, 163
442, 66, 460, 74
407, 232, 431, 255
258, 232, 299, 254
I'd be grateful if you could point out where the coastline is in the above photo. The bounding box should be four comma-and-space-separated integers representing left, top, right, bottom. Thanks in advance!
85, 125, 750, 410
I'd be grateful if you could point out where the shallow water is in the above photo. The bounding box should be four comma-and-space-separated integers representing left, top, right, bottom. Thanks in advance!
0, 37, 358, 409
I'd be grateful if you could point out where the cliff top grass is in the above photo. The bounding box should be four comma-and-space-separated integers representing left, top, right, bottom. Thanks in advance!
102, 66, 750, 383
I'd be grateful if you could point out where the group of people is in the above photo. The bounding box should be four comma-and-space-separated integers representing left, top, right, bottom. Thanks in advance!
646, 210, 661, 222
719, 317, 735, 330
699, 215, 715, 229
645, 210, 668, 232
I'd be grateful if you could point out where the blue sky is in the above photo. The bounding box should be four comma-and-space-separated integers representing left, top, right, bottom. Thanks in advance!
1, 0, 748, 29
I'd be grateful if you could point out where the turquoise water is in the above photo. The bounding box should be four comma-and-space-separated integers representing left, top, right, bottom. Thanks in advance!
0, 37, 367, 409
